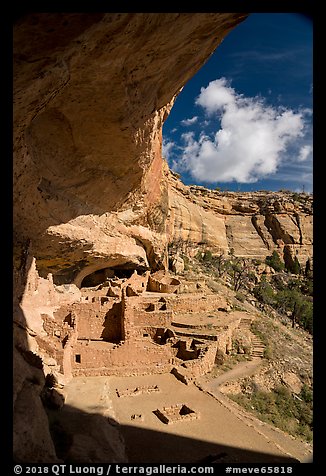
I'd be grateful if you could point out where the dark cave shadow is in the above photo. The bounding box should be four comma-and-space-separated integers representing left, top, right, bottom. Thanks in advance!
46, 403, 302, 465
100, 302, 123, 342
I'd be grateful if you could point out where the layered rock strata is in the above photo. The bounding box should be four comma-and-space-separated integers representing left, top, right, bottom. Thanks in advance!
14, 12, 248, 282
14, 12, 313, 464
166, 171, 313, 266
14, 13, 248, 462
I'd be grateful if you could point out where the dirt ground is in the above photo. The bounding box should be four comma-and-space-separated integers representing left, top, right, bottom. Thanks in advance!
61, 372, 312, 463
198, 357, 264, 391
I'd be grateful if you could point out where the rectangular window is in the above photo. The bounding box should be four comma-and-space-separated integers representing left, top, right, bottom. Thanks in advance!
75, 354, 81, 363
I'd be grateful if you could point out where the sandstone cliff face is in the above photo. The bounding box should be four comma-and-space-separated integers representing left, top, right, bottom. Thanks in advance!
14, 13, 249, 462
13, 13, 314, 463
14, 13, 247, 284
166, 170, 313, 265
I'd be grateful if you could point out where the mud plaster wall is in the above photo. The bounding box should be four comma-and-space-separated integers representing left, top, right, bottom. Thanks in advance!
166, 294, 228, 313
148, 279, 179, 293
123, 295, 172, 331
133, 309, 172, 327
33, 332, 65, 375
127, 271, 150, 293
71, 340, 174, 376
71, 300, 122, 341
19, 257, 81, 339
121, 297, 137, 341
216, 318, 242, 355
42, 314, 74, 344
182, 342, 218, 377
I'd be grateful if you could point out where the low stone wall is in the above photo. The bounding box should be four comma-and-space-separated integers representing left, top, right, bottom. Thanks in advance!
116, 384, 160, 398
166, 294, 228, 313
71, 339, 174, 377
73, 361, 172, 377
173, 330, 218, 341
172, 341, 218, 384
182, 342, 217, 376
154, 404, 200, 424
177, 280, 207, 294
148, 271, 181, 293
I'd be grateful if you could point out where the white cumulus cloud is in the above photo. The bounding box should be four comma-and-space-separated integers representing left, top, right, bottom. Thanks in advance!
181, 116, 199, 126
298, 144, 313, 162
195, 78, 236, 114
177, 78, 312, 183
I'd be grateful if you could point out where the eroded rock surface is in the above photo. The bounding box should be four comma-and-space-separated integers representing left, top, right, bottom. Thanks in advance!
166, 170, 312, 265
14, 13, 248, 282
14, 13, 312, 463
14, 13, 248, 462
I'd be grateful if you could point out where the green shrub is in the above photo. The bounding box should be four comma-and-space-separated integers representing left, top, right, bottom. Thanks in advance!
263, 346, 273, 360
252, 276, 313, 334
275, 288, 313, 333
230, 384, 313, 442
292, 256, 301, 275
285, 254, 301, 275
300, 384, 313, 404
196, 249, 213, 262
305, 258, 312, 278
253, 279, 276, 306
301, 277, 313, 296
253, 259, 262, 266
265, 250, 284, 272
202, 250, 213, 261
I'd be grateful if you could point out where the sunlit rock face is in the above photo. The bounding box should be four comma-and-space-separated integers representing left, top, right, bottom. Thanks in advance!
14, 13, 247, 282
13, 13, 248, 462
166, 171, 313, 265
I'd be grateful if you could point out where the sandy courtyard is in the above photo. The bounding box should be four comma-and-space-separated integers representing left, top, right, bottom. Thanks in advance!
61, 372, 312, 463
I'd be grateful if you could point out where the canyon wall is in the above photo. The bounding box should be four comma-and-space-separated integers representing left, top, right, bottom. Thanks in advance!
14, 13, 249, 462
13, 12, 313, 463
14, 13, 248, 284
166, 170, 313, 266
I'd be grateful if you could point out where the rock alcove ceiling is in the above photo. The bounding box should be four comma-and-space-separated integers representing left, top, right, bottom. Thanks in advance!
14, 13, 312, 463
14, 13, 248, 282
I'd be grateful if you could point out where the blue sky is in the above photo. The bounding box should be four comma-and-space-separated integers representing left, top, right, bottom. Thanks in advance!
163, 13, 313, 193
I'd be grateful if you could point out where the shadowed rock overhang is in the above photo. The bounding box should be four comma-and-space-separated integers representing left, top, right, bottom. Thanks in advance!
14, 13, 248, 280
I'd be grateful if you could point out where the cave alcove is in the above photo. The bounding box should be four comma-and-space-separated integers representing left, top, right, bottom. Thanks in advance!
80, 265, 148, 288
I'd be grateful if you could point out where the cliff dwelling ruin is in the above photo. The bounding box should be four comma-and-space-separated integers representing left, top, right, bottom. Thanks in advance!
13, 12, 313, 464
24, 258, 233, 383
154, 404, 200, 425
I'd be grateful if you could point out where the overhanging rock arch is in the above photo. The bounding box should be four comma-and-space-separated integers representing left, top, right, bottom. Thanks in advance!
14, 12, 248, 280
74, 262, 149, 288
14, 13, 250, 463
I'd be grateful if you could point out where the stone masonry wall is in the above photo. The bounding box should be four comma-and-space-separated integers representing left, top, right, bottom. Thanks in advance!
181, 342, 218, 378
172, 341, 218, 384
166, 294, 228, 313
215, 317, 243, 356
71, 339, 174, 377
71, 299, 121, 342
133, 309, 172, 328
